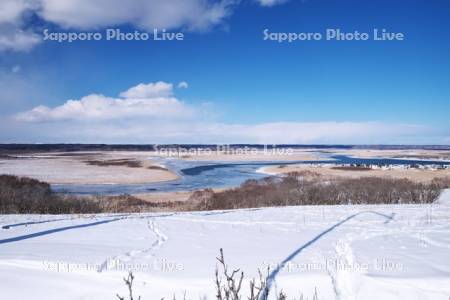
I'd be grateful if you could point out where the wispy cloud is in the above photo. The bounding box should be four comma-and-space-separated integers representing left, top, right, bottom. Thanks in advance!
256, 0, 289, 7
9, 81, 436, 144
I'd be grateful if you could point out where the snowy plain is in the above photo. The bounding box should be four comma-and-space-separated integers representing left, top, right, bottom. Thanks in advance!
0, 190, 450, 300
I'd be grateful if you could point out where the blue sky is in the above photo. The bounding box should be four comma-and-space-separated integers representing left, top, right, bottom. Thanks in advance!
0, 0, 449, 144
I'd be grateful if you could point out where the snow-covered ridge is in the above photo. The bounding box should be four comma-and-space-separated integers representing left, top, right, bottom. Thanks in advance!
1, 200, 450, 299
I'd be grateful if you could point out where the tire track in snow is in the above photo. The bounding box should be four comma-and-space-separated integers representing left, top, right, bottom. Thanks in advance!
0, 214, 131, 230
263, 211, 395, 299
1, 218, 70, 229
326, 214, 399, 300
327, 239, 357, 300
0, 217, 125, 245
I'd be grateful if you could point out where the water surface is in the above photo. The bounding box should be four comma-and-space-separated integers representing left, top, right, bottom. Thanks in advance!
52, 154, 449, 195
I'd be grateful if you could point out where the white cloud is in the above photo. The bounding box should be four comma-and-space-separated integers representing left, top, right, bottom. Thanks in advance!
0, 0, 34, 24
0, 1, 41, 51
119, 81, 173, 99
1, 0, 295, 51
178, 81, 189, 89
39, 0, 236, 32
0, 0, 236, 51
0, 0, 240, 52
15, 81, 195, 122
256, 0, 289, 7
0, 26, 40, 51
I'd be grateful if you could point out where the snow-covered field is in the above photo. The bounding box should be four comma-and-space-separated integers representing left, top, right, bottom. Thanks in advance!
1, 191, 450, 300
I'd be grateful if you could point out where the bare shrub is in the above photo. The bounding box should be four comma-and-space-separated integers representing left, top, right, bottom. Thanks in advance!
215, 248, 244, 300
0, 175, 102, 214
191, 172, 444, 210
188, 189, 215, 211
94, 194, 190, 213
430, 177, 450, 189
94, 195, 158, 213
116, 272, 141, 300
116, 249, 314, 300
2, 172, 447, 215
0, 175, 194, 214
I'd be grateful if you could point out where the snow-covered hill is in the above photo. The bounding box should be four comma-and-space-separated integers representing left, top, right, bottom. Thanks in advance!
1, 194, 450, 299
